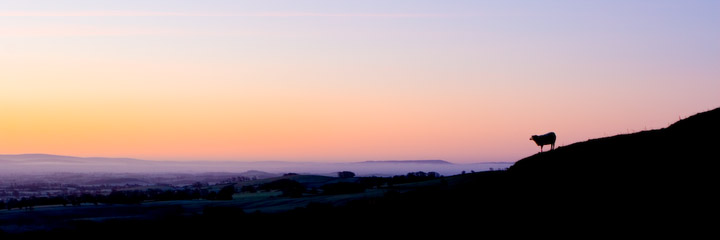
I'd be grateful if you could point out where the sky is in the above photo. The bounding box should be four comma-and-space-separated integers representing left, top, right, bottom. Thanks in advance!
0, 0, 718, 163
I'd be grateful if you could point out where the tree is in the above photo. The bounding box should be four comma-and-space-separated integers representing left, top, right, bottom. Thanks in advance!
106, 190, 144, 204
259, 179, 305, 197
206, 191, 218, 200
6, 198, 18, 210
217, 185, 236, 200
338, 171, 356, 178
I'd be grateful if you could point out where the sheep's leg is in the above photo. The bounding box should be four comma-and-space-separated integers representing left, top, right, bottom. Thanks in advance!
551, 143, 555, 150
540, 145, 544, 152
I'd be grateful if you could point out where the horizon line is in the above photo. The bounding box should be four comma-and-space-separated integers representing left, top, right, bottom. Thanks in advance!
0, 153, 516, 164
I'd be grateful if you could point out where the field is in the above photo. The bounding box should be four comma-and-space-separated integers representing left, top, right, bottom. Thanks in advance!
0, 172, 448, 234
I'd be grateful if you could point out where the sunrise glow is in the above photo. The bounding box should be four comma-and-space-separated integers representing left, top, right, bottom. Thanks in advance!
1, 1, 718, 162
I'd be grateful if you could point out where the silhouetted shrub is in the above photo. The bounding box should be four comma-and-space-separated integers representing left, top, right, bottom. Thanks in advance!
337, 171, 356, 178
387, 171, 443, 185
106, 190, 145, 204
6, 198, 18, 210
206, 191, 218, 200
216, 185, 236, 200
259, 179, 305, 197
409, 171, 427, 178
427, 172, 441, 178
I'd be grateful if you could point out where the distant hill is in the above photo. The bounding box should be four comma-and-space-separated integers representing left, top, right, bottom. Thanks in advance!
358, 160, 452, 164
0, 154, 147, 164
0, 154, 506, 176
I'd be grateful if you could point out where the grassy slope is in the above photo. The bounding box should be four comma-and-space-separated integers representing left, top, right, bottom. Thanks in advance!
298, 106, 720, 231
508, 106, 719, 197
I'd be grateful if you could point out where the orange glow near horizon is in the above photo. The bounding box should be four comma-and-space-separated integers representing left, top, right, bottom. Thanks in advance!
1, 2, 718, 163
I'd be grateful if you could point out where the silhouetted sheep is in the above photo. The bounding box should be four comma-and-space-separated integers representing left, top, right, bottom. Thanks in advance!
530, 132, 556, 152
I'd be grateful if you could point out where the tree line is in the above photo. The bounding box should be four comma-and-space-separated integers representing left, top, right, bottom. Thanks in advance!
243, 171, 444, 197
0, 171, 444, 210
0, 185, 236, 210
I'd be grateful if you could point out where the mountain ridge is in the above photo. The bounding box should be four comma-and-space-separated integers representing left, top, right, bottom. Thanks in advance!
0, 154, 507, 176
358, 160, 452, 164
0, 154, 459, 165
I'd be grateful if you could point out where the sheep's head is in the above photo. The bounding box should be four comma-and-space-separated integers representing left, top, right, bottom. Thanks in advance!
530, 135, 537, 141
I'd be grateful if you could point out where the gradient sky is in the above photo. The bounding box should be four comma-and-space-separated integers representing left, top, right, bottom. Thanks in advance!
1, 0, 718, 162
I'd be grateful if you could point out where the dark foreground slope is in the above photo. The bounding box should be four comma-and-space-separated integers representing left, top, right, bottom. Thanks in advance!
502, 107, 718, 230
511, 107, 719, 178
3, 108, 717, 237
327, 107, 716, 230
510, 107, 717, 203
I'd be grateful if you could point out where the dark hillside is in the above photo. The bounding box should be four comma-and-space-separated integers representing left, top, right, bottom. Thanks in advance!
355, 106, 720, 231
505, 107, 719, 228
510, 107, 719, 180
